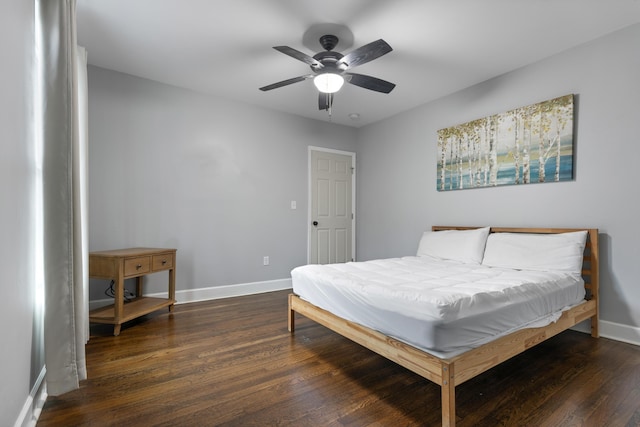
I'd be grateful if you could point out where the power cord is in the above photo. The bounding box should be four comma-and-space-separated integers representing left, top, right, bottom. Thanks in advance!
104, 280, 136, 302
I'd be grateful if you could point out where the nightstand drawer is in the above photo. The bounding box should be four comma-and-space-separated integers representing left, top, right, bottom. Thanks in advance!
124, 256, 151, 276
152, 254, 174, 271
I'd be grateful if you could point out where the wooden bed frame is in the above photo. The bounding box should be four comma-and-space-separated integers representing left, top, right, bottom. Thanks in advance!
288, 227, 599, 427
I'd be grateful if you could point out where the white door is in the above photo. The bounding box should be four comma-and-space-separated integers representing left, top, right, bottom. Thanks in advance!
309, 149, 354, 264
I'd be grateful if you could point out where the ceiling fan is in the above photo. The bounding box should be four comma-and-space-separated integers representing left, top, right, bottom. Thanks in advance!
259, 34, 396, 111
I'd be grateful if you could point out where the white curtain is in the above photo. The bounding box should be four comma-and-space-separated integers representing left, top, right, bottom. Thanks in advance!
38, 0, 89, 396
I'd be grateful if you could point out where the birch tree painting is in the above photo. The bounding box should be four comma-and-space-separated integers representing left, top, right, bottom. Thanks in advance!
437, 94, 574, 191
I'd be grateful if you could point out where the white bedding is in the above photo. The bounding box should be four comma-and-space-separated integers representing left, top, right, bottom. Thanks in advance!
291, 256, 585, 357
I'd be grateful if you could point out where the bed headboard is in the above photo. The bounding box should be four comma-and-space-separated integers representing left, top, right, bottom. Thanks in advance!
431, 226, 599, 305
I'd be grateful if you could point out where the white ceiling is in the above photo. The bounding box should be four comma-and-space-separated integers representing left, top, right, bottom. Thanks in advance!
77, 0, 640, 128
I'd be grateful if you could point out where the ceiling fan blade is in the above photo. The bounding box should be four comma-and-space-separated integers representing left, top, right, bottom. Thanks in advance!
346, 73, 396, 94
318, 93, 334, 111
339, 39, 392, 69
259, 74, 314, 91
273, 46, 323, 68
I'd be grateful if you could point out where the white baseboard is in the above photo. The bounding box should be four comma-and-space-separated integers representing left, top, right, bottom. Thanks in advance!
599, 320, 640, 346
14, 367, 47, 427
172, 278, 292, 304
571, 319, 640, 347
90, 278, 292, 310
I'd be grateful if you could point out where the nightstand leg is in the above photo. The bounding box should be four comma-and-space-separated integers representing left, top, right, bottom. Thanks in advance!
114, 275, 124, 335
136, 276, 143, 298
168, 266, 176, 313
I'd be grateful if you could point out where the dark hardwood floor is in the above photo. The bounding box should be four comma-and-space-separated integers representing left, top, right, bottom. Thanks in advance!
38, 290, 640, 426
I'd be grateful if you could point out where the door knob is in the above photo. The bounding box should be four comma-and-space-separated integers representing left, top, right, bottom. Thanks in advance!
312, 221, 318, 226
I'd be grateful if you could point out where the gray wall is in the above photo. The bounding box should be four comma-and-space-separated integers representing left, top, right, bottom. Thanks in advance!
88, 66, 357, 298
356, 24, 640, 329
0, 0, 40, 425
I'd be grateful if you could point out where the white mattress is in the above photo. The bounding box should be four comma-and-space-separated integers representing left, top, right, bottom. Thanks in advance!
291, 256, 585, 358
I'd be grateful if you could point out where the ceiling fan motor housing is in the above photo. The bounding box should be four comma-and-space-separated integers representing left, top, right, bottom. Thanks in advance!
312, 35, 346, 74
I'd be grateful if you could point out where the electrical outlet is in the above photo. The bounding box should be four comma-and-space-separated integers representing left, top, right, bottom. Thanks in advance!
263, 256, 269, 266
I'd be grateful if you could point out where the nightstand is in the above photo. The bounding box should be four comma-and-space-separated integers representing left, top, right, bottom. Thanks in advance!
89, 247, 177, 335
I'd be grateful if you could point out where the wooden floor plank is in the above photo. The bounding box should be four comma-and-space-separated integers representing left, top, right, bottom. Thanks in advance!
37, 290, 640, 427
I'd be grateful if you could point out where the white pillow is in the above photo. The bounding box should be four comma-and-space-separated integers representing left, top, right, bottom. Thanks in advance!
416, 227, 490, 264
481, 231, 588, 273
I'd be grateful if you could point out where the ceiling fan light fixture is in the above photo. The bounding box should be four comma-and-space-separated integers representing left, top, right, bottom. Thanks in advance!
314, 73, 344, 93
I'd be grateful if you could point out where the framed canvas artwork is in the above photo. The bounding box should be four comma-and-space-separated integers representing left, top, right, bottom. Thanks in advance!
437, 94, 574, 191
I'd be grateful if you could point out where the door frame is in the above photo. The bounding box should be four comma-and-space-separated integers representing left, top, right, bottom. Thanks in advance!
307, 146, 356, 264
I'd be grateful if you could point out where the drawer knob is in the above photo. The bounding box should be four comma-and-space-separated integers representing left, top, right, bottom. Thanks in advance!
136, 264, 142, 269
161, 260, 167, 265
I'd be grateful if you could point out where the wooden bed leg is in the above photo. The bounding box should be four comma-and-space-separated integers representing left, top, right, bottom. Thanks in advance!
441, 363, 456, 427
589, 230, 600, 339
591, 314, 599, 338
288, 294, 295, 333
